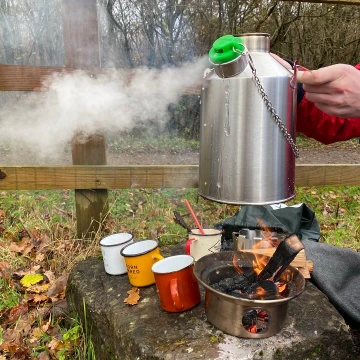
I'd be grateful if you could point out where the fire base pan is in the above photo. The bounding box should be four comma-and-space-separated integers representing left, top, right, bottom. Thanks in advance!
66, 244, 358, 360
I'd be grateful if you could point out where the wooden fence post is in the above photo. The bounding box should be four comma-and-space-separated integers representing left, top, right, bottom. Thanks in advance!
72, 134, 109, 238
60, 0, 108, 238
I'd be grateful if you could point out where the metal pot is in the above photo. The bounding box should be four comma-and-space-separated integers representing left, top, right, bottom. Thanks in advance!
232, 229, 287, 251
193, 251, 305, 338
198, 33, 298, 205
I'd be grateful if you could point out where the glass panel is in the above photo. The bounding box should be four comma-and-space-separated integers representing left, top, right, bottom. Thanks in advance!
0, 0, 64, 66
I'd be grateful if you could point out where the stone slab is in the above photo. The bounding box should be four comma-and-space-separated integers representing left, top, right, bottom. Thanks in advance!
66, 247, 358, 360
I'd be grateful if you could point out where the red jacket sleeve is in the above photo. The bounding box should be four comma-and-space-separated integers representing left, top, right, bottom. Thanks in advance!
296, 64, 360, 145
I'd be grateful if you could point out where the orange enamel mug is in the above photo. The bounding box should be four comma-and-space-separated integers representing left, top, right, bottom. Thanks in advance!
151, 254, 201, 312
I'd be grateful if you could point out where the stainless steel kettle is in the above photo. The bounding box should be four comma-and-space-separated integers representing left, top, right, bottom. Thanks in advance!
198, 33, 298, 205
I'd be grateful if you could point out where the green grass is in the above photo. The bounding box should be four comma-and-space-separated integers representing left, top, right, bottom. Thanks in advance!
2, 186, 360, 254
289, 186, 360, 249
296, 133, 359, 148
0, 278, 21, 312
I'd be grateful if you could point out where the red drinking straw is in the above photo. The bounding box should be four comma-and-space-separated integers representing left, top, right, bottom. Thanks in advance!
184, 199, 205, 235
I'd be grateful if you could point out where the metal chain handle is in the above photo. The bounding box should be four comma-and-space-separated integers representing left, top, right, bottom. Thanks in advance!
246, 52, 300, 158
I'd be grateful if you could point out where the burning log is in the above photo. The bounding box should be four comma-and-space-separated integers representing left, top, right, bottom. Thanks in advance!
257, 234, 304, 282
211, 234, 304, 300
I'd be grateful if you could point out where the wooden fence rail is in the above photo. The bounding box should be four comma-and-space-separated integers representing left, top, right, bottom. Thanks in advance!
1, 164, 360, 191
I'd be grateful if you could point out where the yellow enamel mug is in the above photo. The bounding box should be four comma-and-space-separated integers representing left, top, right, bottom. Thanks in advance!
120, 239, 163, 287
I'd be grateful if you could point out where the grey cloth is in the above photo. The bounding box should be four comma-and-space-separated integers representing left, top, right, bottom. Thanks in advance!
302, 239, 360, 328
217, 204, 321, 242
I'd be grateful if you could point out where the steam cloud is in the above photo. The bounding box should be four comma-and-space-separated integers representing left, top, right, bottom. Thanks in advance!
0, 56, 208, 163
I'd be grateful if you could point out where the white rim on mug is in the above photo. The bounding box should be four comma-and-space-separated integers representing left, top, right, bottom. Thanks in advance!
120, 239, 159, 257
190, 229, 222, 236
99, 232, 133, 247
152, 255, 194, 274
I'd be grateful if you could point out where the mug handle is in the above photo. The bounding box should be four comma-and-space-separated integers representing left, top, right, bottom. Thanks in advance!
185, 238, 196, 255
170, 278, 183, 311
152, 254, 164, 261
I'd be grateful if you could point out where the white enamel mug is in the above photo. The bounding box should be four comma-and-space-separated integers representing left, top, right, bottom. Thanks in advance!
185, 228, 222, 261
100, 233, 134, 275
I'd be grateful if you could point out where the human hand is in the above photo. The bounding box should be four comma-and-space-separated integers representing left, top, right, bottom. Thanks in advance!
297, 64, 360, 118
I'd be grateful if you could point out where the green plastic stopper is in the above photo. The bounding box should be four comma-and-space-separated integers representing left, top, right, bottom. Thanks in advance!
209, 35, 245, 64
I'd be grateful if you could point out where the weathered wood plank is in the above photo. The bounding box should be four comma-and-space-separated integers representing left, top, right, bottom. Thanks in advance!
60, 0, 100, 68
0, 65, 70, 91
0, 164, 359, 190
0, 64, 199, 92
61, 0, 105, 239
295, 164, 360, 186
72, 134, 109, 238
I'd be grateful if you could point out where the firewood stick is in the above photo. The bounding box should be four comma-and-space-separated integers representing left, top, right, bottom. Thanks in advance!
242, 248, 307, 267
306, 260, 314, 272
257, 234, 304, 281
241, 245, 314, 273
297, 267, 311, 279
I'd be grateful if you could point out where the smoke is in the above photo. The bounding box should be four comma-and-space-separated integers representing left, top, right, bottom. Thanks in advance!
0, 56, 208, 163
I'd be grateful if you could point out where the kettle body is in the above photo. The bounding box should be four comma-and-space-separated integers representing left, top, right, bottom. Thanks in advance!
198, 33, 297, 205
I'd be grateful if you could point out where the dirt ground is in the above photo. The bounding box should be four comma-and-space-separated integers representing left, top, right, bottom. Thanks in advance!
108, 145, 360, 165
1, 142, 360, 165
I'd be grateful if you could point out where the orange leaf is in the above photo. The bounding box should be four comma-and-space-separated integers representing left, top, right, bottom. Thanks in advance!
124, 287, 140, 305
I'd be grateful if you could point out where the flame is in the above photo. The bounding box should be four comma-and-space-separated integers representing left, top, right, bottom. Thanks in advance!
243, 310, 269, 334
252, 253, 268, 275
254, 218, 280, 249
254, 286, 267, 299
277, 282, 287, 293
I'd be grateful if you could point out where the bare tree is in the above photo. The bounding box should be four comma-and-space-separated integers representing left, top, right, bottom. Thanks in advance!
0, 0, 63, 66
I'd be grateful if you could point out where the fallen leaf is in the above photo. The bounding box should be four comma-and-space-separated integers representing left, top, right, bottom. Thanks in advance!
124, 287, 140, 305
14, 312, 36, 337
35, 253, 45, 262
46, 338, 67, 356
0, 209, 5, 223
0, 261, 12, 281
20, 274, 44, 287
2, 304, 28, 325
33, 294, 49, 303
27, 283, 50, 294
30, 327, 44, 340
47, 273, 68, 297
37, 352, 50, 360
43, 270, 56, 284
104, 218, 117, 232
10, 237, 34, 255
41, 316, 52, 332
